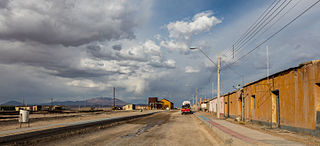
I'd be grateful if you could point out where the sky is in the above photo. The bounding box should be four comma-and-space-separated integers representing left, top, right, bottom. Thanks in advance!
0, 0, 319, 107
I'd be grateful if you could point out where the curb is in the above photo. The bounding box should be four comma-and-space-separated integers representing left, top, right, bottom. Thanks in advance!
0, 111, 158, 144
194, 114, 263, 146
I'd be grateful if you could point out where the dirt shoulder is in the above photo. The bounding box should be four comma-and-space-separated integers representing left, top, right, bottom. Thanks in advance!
0, 110, 156, 131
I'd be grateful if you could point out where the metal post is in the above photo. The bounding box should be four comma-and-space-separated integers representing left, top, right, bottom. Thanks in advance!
196, 88, 198, 111
217, 52, 221, 118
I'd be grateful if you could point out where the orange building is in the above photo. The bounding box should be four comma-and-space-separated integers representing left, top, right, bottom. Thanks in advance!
223, 60, 320, 137
161, 98, 174, 109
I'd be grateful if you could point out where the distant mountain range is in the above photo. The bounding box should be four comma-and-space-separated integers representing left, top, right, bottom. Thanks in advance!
1, 100, 22, 106
1, 97, 128, 107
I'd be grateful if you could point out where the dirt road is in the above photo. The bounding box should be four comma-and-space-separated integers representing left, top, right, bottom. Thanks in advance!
46, 111, 222, 146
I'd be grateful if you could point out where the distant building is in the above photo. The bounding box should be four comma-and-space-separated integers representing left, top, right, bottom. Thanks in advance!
42, 105, 51, 111
52, 105, 64, 111
0, 105, 15, 111
32, 105, 42, 111
161, 99, 174, 109
148, 97, 158, 105
15, 106, 31, 111
148, 97, 162, 109
135, 105, 148, 110
147, 97, 175, 110
123, 104, 135, 110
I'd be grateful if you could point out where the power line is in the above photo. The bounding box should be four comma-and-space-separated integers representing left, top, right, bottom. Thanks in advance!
232, 0, 279, 48
234, 0, 291, 54
236, 0, 303, 57
234, 0, 294, 56
222, 0, 320, 69
258, 0, 303, 39
234, 0, 283, 49
223, 0, 281, 57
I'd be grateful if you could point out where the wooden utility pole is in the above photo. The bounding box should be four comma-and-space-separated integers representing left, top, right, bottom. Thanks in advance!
113, 87, 116, 108
193, 95, 195, 105
266, 45, 270, 82
217, 52, 221, 118
211, 81, 214, 98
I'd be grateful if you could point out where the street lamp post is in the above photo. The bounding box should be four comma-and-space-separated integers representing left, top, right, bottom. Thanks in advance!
190, 47, 221, 118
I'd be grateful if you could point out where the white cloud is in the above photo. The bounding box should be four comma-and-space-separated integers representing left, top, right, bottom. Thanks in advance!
160, 40, 188, 52
77, 38, 176, 94
67, 79, 107, 90
154, 34, 161, 40
167, 11, 221, 40
160, 11, 221, 54
143, 40, 161, 56
185, 66, 200, 73
80, 58, 119, 73
165, 59, 176, 68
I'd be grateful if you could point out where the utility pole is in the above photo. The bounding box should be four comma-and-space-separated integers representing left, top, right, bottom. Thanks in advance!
232, 45, 235, 59
196, 88, 198, 111
211, 81, 214, 98
113, 87, 116, 109
266, 46, 270, 82
189, 47, 221, 116
217, 52, 221, 118
193, 95, 195, 105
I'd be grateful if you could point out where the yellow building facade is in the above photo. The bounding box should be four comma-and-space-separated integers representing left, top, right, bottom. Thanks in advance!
161, 99, 174, 109
123, 104, 135, 110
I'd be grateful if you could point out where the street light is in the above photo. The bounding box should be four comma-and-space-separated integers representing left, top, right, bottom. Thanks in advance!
190, 47, 221, 119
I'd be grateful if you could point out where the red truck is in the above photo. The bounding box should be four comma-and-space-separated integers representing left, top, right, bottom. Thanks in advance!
181, 101, 192, 115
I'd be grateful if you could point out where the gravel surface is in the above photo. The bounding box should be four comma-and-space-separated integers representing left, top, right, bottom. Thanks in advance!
46, 111, 222, 146
0, 111, 154, 131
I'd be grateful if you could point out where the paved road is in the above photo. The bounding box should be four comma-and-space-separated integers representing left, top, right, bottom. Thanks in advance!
47, 111, 222, 146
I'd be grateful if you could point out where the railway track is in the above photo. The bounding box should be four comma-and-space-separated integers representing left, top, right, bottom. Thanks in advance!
0, 111, 159, 145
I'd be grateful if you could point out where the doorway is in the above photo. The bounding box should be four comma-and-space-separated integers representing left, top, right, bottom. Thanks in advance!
272, 90, 280, 127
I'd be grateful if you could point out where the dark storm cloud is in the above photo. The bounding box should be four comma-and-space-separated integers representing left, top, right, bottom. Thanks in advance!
0, 0, 154, 83
49, 68, 110, 78
0, 41, 122, 79
86, 45, 123, 61
0, 1, 141, 46
112, 44, 122, 51
86, 45, 104, 58
0, 0, 9, 9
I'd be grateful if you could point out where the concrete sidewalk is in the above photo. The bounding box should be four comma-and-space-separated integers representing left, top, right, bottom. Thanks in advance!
195, 112, 304, 146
